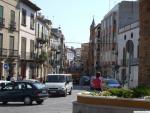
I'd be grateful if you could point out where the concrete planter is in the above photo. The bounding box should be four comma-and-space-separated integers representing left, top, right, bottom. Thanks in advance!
73, 93, 150, 113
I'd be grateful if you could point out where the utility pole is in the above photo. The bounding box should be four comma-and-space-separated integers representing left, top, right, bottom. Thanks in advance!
139, 0, 150, 86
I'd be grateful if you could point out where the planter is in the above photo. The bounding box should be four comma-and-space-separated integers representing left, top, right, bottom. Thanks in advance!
73, 93, 150, 113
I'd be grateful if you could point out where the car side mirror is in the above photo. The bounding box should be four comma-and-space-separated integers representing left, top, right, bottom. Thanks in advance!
66, 80, 69, 84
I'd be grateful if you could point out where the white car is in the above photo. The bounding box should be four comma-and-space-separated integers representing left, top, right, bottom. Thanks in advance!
45, 74, 73, 97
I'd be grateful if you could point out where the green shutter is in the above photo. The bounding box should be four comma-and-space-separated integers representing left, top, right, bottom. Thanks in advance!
0, 34, 3, 48
0, 5, 3, 18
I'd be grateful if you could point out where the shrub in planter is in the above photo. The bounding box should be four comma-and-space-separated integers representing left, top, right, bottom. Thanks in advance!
132, 86, 150, 98
109, 88, 133, 98
109, 88, 123, 97
88, 91, 112, 97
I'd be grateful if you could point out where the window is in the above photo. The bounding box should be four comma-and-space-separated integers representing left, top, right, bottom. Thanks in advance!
9, 36, 14, 50
0, 5, 4, 26
30, 40, 34, 52
9, 36, 14, 56
21, 37, 26, 58
0, 34, 3, 49
131, 32, 133, 38
27, 84, 33, 89
137, 45, 139, 58
124, 35, 126, 40
21, 9, 26, 26
3, 83, 13, 90
30, 40, 34, 58
38, 23, 40, 37
10, 10, 15, 22
14, 83, 26, 90
41, 26, 43, 38
10, 10, 16, 29
30, 13, 34, 30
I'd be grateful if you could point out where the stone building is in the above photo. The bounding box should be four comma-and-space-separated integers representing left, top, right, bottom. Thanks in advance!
100, 1, 139, 77
35, 14, 52, 81
0, 0, 19, 80
81, 43, 89, 75
50, 28, 65, 74
18, 0, 40, 79
88, 18, 96, 75
118, 21, 139, 88
94, 23, 101, 73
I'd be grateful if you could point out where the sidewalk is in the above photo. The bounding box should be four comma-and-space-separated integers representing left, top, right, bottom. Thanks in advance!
73, 85, 90, 90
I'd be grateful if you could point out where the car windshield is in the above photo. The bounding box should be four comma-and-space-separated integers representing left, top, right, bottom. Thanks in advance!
33, 83, 46, 89
46, 75, 66, 83
107, 79, 119, 84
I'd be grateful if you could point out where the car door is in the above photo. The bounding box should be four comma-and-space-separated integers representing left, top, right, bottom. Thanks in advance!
0, 83, 14, 101
66, 76, 72, 92
13, 82, 26, 101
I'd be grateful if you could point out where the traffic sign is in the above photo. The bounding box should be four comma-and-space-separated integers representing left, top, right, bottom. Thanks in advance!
4, 63, 9, 70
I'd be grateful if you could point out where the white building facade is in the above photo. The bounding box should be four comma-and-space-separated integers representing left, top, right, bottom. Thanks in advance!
18, 0, 40, 79
118, 21, 139, 88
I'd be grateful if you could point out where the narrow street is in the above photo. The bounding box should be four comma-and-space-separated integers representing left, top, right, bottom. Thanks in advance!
0, 86, 86, 113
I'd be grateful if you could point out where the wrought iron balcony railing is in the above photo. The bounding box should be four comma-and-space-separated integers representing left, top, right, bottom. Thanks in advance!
21, 51, 36, 60
9, 21, 16, 31
0, 17, 5, 27
0, 48, 7, 56
8, 49, 18, 57
0, 48, 18, 57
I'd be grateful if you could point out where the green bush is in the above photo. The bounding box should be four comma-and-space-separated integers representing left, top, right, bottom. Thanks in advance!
132, 86, 150, 98
88, 86, 150, 98
100, 91, 112, 96
109, 88, 133, 98
109, 88, 123, 97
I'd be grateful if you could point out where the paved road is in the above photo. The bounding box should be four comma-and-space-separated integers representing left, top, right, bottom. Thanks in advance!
0, 87, 87, 113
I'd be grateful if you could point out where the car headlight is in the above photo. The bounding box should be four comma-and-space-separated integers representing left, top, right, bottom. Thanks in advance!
61, 86, 66, 90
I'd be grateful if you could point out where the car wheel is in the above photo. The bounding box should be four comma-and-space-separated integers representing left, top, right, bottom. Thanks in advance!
63, 90, 67, 97
36, 100, 44, 105
24, 97, 32, 105
69, 88, 72, 95
2, 101, 8, 105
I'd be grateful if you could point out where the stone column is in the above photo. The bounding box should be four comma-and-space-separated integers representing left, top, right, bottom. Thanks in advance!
139, 0, 150, 86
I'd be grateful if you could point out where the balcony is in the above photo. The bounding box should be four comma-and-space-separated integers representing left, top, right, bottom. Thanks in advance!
0, 48, 18, 58
36, 37, 48, 45
9, 21, 16, 31
0, 48, 7, 56
0, 17, 5, 28
8, 49, 18, 57
21, 51, 36, 61
120, 58, 139, 66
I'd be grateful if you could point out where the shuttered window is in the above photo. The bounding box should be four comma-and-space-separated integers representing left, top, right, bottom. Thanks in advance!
10, 10, 15, 22
0, 5, 3, 18
0, 34, 3, 49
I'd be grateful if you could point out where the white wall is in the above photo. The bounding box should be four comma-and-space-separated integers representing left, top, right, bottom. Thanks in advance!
19, 2, 37, 78
19, 2, 36, 54
117, 22, 139, 88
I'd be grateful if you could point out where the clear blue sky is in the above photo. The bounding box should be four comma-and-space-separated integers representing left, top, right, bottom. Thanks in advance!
32, 0, 135, 48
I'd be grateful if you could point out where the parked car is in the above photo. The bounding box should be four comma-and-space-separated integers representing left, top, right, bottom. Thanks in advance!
0, 81, 48, 105
79, 76, 90, 86
45, 74, 73, 97
103, 79, 121, 89
0, 80, 10, 89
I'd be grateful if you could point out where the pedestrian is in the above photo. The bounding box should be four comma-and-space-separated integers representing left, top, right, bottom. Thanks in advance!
91, 72, 103, 91
17, 74, 22, 81
7, 75, 11, 81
